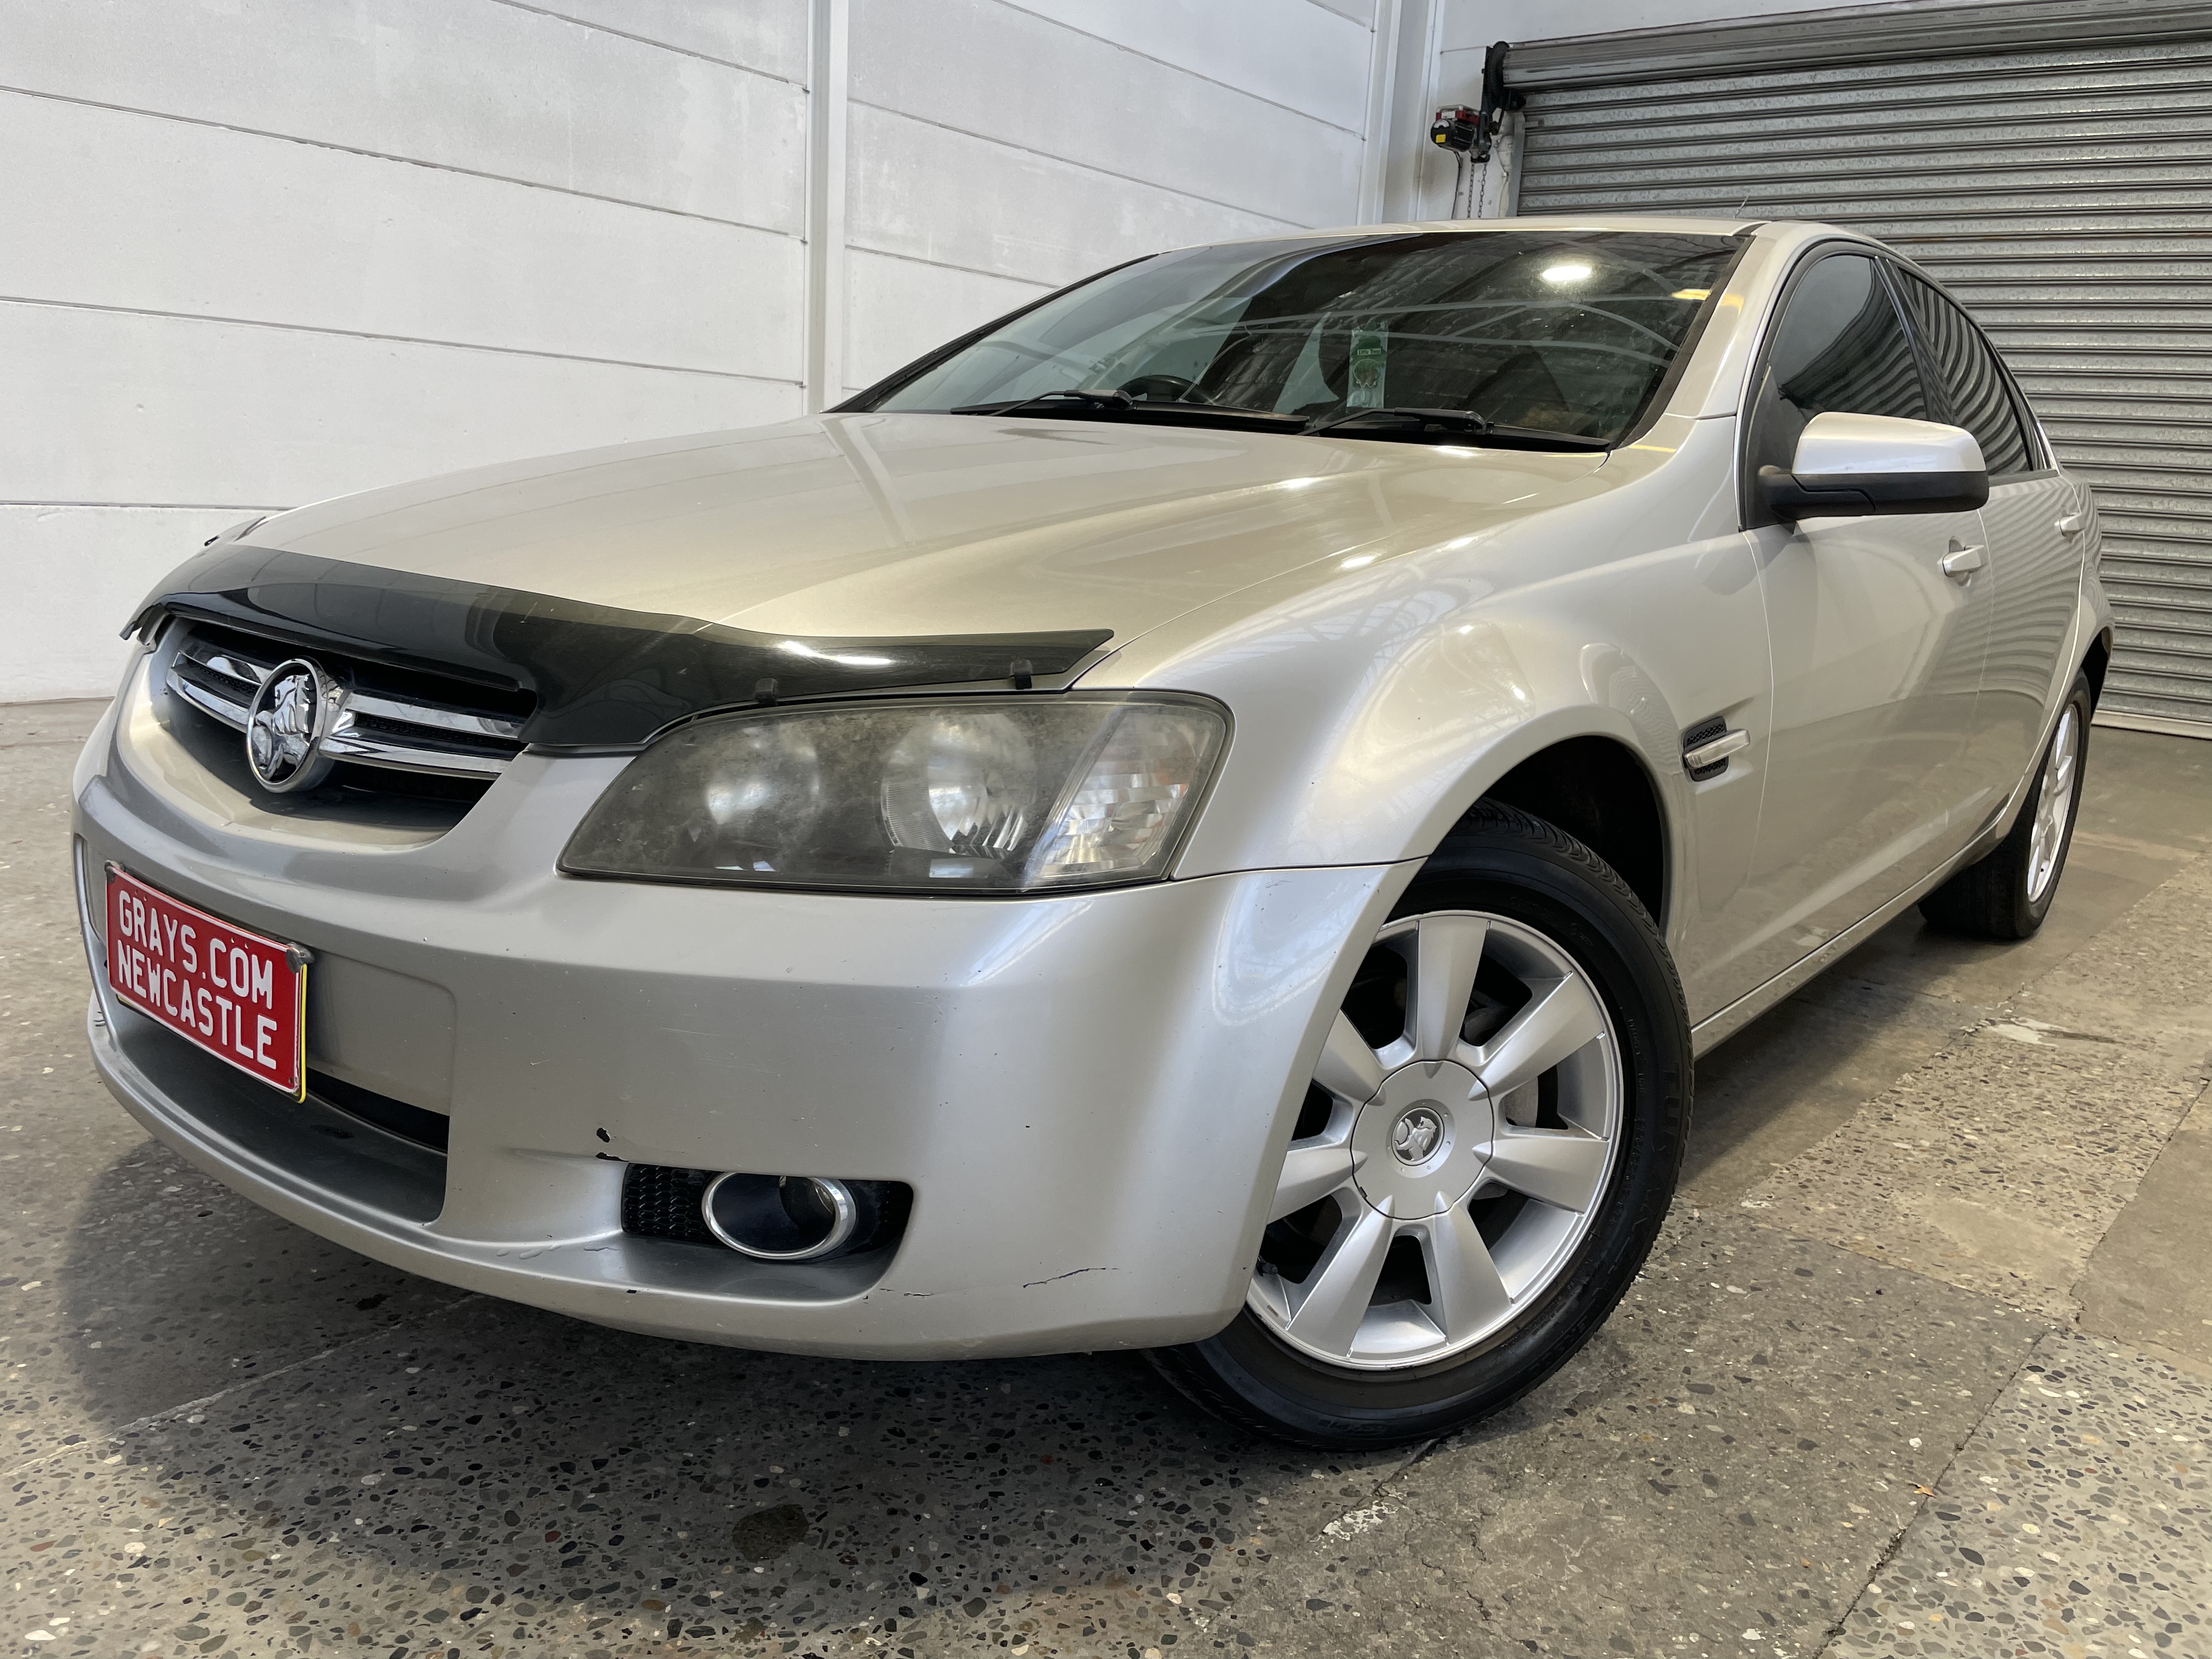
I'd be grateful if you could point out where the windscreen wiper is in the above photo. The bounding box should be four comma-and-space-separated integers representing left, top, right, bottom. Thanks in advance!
953, 387, 1137, 417
950, 387, 1308, 432
1305, 407, 1612, 452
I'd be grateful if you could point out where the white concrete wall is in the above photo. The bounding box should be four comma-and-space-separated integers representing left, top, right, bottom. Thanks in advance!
1, 0, 811, 701
839, 0, 1382, 398
3, 0, 1393, 700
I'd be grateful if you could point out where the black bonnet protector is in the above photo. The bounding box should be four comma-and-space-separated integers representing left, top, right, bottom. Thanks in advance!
130, 545, 1115, 749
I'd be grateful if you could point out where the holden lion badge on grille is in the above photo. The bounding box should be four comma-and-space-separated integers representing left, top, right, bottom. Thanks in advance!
246, 658, 345, 793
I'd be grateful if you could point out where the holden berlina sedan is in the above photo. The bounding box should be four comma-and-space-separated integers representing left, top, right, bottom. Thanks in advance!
74, 217, 2108, 1447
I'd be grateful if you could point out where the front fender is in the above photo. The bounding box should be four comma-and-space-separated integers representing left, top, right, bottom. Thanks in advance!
1109, 415, 1773, 1014
1180, 595, 1674, 876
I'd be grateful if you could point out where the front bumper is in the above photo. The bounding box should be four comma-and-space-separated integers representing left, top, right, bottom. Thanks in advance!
75, 679, 1400, 1358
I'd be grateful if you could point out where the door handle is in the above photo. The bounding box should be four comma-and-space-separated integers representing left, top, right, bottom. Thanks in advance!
1940, 544, 1985, 579
2056, 512, 2087, 537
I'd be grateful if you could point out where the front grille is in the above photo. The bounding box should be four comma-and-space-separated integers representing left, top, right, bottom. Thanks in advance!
622, 1164, 719, 1245
166, 622, 530, 781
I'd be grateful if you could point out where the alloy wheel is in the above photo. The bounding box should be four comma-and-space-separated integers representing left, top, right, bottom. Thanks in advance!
1248, 911, 1623, 1371
2026, 704, 2081, 904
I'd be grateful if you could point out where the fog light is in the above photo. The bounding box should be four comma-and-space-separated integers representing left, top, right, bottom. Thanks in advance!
703, 1173, 868, 1261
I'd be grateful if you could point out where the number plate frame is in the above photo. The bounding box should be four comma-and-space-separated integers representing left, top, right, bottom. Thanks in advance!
103, 864, 309, 1100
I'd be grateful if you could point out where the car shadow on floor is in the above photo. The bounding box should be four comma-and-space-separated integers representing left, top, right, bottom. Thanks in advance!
44, 1146, 1475, 1650
25, 915, 2047, 1649
1683, 906, 2078, 1204
17, 1125, 466, 1454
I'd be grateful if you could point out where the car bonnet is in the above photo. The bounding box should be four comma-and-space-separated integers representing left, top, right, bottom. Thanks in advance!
138, 413, 1609, 745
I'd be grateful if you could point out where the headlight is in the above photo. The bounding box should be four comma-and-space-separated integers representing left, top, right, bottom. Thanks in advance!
561, 695, 1228, 894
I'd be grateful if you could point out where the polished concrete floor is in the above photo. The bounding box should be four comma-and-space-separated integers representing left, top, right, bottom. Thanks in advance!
3, 699, 2208, 1658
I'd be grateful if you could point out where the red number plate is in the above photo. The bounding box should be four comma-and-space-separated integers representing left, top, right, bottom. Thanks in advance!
104, 866, 308, 1099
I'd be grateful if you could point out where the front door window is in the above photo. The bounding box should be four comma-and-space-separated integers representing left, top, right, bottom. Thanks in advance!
1744, 253, 1932, 519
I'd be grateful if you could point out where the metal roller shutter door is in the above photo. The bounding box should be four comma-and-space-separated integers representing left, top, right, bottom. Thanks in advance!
1506, 0, 2212, 736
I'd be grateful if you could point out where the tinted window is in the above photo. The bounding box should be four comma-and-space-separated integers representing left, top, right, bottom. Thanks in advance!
1898, 274, 2033, 476
871, 230, 1742, 444
1745, 253, 1934, 510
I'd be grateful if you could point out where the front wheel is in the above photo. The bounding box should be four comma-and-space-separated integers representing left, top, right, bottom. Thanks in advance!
1150, 803, 1690, 1449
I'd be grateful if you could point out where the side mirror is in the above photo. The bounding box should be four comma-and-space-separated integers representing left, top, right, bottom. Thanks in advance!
1759, 411, 1989, 520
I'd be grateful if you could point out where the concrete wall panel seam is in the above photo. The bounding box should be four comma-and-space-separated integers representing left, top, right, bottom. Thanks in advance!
992, 0, 1373, 138
849, 0, 1363, 225
846, 108, 1307, 290
1412, 0, 1456, 222
805, 0, 851, 412
843, 246, 1052, 390
848, 101, 1319, 232
842, 245, 1063, 286
0, 3, 811, 232
0, 296, 803, 388
3, 91, 804, 379
483, 0, 809, 86
5, 306, 805, 509
0, 83, 802, 243
1358, 0, 1401, 221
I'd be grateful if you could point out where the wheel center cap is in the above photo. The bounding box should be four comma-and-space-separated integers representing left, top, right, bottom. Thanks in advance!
1392, 1105, 1446, 1165
1351, 1060, 1494, 1219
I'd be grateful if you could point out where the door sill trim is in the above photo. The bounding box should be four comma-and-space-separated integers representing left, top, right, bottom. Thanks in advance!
1690, 834, 1987, 1057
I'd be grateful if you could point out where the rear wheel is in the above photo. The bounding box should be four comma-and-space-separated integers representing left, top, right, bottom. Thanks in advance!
1150, 803, 1690, 1449
1920, 670, 2092, 941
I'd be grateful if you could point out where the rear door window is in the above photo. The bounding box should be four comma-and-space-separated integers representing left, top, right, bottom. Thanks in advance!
1896, 273, 2033, 477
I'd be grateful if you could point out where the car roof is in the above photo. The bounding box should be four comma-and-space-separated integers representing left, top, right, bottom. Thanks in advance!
1357, 213, 1760, 238
1192, 215, 1876, 249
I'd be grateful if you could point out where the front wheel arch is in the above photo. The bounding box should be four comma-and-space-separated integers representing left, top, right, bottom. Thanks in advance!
1463, 735, 1669, 927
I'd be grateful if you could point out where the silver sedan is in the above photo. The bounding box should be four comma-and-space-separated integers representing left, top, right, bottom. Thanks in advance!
74, 216, 2109, 1447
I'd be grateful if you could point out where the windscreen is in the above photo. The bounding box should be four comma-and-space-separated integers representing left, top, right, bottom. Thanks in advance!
868, 229, 1742, 444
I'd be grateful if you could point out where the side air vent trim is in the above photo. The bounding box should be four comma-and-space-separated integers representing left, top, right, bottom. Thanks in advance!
1682, 715, 1750, 781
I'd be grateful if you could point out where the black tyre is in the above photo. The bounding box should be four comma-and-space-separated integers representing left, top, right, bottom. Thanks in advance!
1150, 802, 1691, 1449
1920, 670, 2092, 941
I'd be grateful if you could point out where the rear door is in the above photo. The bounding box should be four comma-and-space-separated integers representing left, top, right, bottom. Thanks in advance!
1733, 249, 1996, 987
1896, 270, 2082, 808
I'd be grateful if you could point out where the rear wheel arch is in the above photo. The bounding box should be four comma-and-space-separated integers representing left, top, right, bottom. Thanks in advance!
2082, 628, 2112, 706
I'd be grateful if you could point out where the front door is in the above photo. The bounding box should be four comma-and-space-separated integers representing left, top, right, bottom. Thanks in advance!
1735, 251, 1996, 986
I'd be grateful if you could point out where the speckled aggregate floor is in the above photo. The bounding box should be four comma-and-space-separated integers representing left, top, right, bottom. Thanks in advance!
6, 704, 2211, 1659
1830, 1332, 2210, 1658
